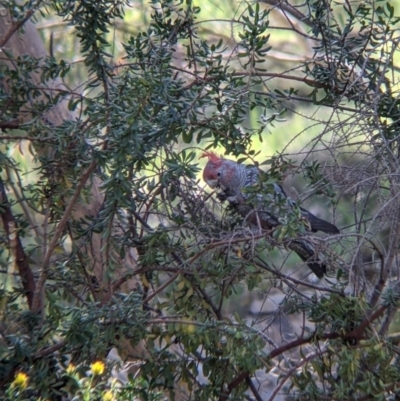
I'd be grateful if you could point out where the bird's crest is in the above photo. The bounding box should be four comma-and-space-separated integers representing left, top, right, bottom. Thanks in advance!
200, 151, 221, 162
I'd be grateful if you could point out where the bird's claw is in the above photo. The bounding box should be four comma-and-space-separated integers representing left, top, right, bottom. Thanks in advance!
216, 192, 240, 205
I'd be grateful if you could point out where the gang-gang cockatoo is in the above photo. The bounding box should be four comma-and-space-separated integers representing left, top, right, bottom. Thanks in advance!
201, 151, 339, 278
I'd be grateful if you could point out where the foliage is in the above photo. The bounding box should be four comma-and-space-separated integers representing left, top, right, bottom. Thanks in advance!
1, 0, 400, 400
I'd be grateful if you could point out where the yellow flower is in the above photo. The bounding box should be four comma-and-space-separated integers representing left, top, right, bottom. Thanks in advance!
12, 372, 28, 389
66, 363, 76, 374
103, 390, 114, 401
90, 361, 105, 376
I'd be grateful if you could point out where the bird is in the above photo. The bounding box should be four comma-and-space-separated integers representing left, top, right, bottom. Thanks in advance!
201, 151, 339, 278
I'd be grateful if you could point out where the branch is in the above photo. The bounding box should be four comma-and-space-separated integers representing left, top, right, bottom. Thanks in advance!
254, 91, 373, 115
0, 177, 35, 308
258, 0, 313, 28
0, 119, 19, 130
33, 340, 66, 360
369, 208, 400, 309
142, 270, 182, 303
267, 347, 328, 401
141, 232, 270, 304
253, 255, 344, 295
0, 0, 43, 48
245, 376, 263, 401
219, 302, 389, 400
232, 71, 327, 89
31, 159, 98, 311
0, 134, 55, 143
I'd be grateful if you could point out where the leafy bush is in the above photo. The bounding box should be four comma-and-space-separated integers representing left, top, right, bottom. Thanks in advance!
1, 0, 400, 399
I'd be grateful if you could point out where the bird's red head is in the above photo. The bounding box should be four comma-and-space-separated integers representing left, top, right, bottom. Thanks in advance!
200, 151, 221, 163
200, 151, 223, 188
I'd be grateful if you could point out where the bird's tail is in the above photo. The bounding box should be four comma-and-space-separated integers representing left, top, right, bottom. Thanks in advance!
288, 239, 326, 278
301, 208, 340, 234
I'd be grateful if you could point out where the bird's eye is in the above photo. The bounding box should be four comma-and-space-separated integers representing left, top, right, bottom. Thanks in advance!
217, 172, 221, 177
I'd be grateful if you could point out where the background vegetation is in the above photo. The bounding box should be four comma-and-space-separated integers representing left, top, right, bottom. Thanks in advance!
1, 0, 400, 399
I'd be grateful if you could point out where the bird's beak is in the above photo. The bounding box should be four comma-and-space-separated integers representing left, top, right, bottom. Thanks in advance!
205, 178, 219, 189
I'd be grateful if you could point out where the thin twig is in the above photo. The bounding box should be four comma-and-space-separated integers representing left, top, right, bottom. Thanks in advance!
220, 302, 389, 400
32, 159, 98, 311
0, 177, 35, 308
0, 0, 44, 48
